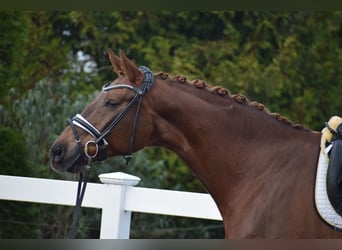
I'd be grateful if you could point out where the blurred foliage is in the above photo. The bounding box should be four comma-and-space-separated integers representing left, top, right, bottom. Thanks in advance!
0, 125, 40, 238
1, 11, 342, 238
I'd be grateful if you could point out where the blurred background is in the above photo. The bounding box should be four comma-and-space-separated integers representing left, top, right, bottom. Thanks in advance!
0, 11, 342, 238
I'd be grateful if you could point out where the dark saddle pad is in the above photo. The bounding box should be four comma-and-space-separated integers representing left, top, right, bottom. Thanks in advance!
327, 139, 342, 216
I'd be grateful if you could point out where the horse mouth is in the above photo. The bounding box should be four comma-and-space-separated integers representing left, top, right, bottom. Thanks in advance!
51, 154, 84, 174
50, 143, 85, 174
65, 154, 85, 173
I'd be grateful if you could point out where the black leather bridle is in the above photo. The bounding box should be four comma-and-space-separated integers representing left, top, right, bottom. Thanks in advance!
67, 66, 154, 238
70, 66, 154, 163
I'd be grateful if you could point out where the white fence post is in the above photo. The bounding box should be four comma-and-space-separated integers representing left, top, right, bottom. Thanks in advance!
98, 172, 141, 239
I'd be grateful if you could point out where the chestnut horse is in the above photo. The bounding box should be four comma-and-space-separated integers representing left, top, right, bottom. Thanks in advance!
50, 50, 342, 238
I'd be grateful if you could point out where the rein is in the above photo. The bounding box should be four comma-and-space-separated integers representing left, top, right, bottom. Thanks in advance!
66, 66, 154, 238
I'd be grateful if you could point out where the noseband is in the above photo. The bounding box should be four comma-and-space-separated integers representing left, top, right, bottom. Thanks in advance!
66, 66, 153, 238
69, 66, 154, 163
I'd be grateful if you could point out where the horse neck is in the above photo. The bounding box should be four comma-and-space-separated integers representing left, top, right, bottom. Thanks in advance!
148, 77, 320, 209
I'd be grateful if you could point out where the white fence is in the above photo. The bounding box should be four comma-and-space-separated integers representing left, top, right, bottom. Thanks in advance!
0, 172, 222, 239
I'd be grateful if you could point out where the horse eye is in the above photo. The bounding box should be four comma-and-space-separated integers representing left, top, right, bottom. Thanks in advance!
105, 99, 119, 109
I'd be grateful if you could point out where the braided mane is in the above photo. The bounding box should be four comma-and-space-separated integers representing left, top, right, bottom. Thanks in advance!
156, 72, 308, 131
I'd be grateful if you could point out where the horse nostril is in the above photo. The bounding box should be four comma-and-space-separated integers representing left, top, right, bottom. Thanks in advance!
51, 144, 65, 163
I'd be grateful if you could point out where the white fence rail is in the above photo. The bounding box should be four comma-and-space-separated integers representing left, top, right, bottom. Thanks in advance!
0, 172, 222, 239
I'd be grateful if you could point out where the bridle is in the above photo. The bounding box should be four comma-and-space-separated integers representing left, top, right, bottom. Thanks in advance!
66, 66, 154, 238
70, 66, 154, 163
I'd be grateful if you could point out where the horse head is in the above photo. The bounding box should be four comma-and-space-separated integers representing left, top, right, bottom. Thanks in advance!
49, 50, 155, 173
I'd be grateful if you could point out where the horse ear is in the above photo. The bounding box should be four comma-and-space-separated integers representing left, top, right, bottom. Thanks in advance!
119, 51, 144, 85
108, 48, 123, 75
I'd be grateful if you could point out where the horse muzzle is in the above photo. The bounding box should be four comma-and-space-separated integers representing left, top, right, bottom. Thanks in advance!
49, 142, 84, 173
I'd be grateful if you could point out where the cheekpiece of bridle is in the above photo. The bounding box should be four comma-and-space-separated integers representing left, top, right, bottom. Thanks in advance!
66, 66, 154, 238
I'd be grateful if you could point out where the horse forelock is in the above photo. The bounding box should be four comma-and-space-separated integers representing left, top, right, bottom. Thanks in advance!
155, 72, 308, 131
